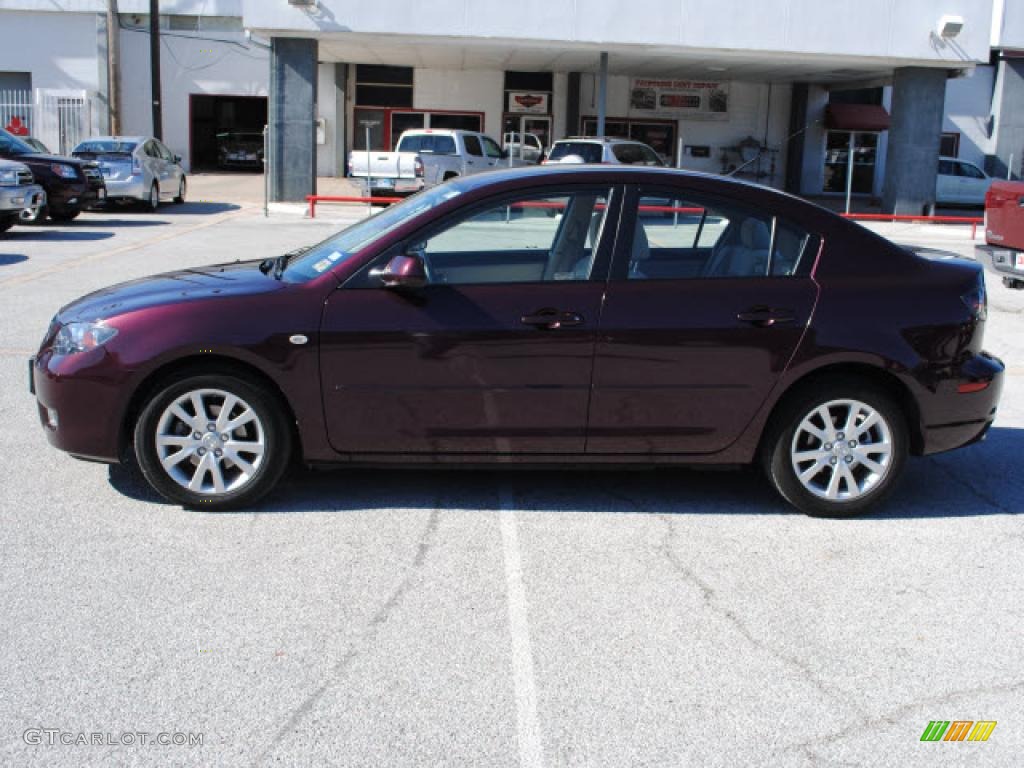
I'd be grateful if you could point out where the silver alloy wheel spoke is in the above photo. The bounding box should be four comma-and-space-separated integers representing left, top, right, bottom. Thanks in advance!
155, 387, 266, 496
790, 399, 893, 502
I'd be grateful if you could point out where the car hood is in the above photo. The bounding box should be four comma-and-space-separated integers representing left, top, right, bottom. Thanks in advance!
57, 261, 285, 322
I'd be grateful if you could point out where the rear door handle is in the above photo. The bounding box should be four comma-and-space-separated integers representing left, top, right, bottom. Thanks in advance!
521, 308, 583, 330
736, 306, 796, 327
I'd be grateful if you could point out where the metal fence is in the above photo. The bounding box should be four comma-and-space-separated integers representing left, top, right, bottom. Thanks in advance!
0, 89, 93, 155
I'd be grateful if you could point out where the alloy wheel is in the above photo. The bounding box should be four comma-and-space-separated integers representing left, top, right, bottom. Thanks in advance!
789, 399, 894, 502
154, 388, 265, 495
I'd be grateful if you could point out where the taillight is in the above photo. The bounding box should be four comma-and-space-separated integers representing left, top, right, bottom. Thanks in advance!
961, 274, 988, 321
347, 155, 354, 176
132, 156, 141, 176
414, 157, 424, 178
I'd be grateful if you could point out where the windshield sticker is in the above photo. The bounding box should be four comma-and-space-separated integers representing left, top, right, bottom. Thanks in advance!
312, 258, 332, 273
327, 251, 344, 262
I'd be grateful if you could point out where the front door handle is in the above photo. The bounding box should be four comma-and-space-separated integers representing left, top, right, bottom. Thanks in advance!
736, 306, 796, 327
521, 308, 583, 330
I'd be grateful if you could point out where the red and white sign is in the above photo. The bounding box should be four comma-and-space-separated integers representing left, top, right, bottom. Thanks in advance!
629, 79, 729, 120
508, 92, 549, 114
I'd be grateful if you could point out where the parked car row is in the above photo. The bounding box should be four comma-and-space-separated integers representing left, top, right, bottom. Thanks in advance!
0, 127, 185, 233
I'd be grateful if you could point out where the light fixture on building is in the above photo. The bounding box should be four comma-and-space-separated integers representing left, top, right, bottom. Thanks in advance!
937, 15, 965, 39
288, 0, 318, 7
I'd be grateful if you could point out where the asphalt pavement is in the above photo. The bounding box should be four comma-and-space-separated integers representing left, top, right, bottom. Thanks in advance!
0, 183, 1021, 767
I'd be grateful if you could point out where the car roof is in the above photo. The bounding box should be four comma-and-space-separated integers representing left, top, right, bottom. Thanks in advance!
553, 137, 651, 145
77, 136, 148, 144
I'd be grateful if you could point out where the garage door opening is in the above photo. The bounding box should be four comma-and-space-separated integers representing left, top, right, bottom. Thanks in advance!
189, 94, 267, 172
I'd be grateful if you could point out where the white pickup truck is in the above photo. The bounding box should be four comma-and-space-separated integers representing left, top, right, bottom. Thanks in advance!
347, 129, 531, 196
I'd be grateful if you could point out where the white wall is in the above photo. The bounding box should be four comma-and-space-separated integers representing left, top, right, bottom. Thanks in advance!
944, 66, 996, 168
0, 10, 101, 92
117, 20, 268, 170
413, 68, 504, 139
992, 0, 1024, 49
243, 0, 996, 65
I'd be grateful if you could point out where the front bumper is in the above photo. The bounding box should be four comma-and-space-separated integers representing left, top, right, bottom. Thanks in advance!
919, 352, 1005, 455
47, 177, 106, 211
0, 183, 45, 217
31, 347, 131, 463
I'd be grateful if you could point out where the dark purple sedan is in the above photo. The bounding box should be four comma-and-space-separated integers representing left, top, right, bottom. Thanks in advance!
30, 166, 1004, 516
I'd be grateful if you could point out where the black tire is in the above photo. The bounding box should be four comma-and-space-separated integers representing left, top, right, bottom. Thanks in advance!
48, 208, 80, 222
0, 219, 13, 233
173, 177, 186, 204
442, 172, 458, 181
762, 377, 909, 517
133, 373, 292, 510
143, 183, 159, 212
21, 204, 48, 225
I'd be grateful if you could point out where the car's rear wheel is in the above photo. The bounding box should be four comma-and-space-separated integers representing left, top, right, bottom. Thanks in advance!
133, 374, 291, 510
763, 381, 908, 517
143, 183, 159, 212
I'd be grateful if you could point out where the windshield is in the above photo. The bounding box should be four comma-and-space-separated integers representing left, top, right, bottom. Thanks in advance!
548, 142, 603, 163
0, 128, 37, 156
73, 140, 138, 156
282, 184, 463, 282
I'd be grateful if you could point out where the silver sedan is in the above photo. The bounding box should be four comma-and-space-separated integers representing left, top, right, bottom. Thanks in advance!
72, 136, 186, 210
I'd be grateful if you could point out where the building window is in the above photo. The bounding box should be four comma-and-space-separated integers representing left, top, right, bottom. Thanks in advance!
823, 131, 879, 194
355, 65, 413, 108
940, 132, 960, 158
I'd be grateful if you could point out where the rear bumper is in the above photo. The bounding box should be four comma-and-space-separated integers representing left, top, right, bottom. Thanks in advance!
919, 352, 1005, 455
975, 243, 1024, 283
102, 176, 147, 200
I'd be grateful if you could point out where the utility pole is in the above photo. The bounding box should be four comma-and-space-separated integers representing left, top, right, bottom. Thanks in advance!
149, 0, 162, 140
106, 0, 121, 135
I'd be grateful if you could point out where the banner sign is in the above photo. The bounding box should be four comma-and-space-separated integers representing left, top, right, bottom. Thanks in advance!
629, 79, 729, 120
507, 91, 550, 114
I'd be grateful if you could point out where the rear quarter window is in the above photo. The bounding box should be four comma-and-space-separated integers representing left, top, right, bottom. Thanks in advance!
548, 142, 603, 163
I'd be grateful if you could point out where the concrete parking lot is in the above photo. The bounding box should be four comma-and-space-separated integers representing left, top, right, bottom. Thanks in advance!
1, 178, 1022, 767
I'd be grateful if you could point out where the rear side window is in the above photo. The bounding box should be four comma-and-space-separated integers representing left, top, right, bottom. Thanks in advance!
626, 191, 812, 280
548, 142, 603, 163
463, 135, 483, 156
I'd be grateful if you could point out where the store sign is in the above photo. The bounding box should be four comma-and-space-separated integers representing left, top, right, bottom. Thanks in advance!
508, 91, 550, 114
629, 79, 729, 121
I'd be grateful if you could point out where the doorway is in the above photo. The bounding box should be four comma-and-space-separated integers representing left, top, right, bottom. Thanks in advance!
189, 94, 268, 171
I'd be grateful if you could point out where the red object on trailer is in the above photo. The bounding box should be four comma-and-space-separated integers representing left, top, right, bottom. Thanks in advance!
976, 180, 1024, 289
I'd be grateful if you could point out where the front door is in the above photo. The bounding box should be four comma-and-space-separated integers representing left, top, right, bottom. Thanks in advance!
587, 187, 819, 455
320, 184, 619, 454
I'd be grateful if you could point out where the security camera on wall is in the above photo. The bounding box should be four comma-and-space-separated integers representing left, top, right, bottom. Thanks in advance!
937, 15, 964, 39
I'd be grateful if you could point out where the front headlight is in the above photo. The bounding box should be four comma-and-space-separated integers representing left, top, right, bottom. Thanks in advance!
52, 321, 118, 355
0, 169, 18, 186
50, 164, 78, 179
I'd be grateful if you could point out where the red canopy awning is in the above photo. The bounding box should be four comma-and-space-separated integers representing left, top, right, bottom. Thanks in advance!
825, 103, 891, 132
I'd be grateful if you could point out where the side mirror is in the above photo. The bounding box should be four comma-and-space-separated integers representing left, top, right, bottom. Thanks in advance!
174, 155, 182, 164
379, 252, 427, 289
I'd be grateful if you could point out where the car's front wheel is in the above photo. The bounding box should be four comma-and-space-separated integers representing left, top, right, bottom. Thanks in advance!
763, 380, 908, 517
173, 177, 186, 204
133, 373, 292, 510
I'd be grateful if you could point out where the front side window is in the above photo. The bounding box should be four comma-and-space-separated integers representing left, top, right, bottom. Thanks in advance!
626, 192, 811, 280
463, 135, 483, 157
956, 162, 985, 179
411, 188, 613, 285
481, 136, 503, 159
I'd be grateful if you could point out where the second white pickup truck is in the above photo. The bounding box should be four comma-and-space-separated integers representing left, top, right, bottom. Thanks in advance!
347, 129, 531, 196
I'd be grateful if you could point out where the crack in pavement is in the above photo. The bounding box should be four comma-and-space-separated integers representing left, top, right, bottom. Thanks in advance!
600, 482, 861, 717
256, 505, 441, 763
778, 679, 1024, 758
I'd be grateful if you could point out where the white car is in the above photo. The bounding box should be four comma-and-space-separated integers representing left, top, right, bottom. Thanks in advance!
347, 129, 530, 196
544, 137, 664, 166
936, 157, 991, 206
72, 136, 186, 211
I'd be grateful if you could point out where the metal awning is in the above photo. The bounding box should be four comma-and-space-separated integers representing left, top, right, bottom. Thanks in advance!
825, 103, 891, 132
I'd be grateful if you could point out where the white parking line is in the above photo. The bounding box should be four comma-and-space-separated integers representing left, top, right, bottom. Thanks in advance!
499, 486, 544, 768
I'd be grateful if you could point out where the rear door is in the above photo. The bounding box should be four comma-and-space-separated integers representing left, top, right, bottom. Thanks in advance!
319, 184, 620, 454
587, 185, 820, 455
